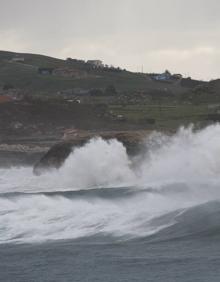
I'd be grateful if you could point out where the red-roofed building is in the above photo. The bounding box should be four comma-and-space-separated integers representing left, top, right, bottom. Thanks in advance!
0, 95, 13, 103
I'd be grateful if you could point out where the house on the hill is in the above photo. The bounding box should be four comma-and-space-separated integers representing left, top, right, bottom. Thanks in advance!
153, 70, 172, 81
87, 60, 104, 68
53, 68, 87, 78
63, 128, 79, 140
0, 95, 13, 103
11, 57, 25, 63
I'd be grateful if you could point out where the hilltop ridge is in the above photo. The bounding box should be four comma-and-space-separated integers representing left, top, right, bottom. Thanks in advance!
0, 50, 204, 97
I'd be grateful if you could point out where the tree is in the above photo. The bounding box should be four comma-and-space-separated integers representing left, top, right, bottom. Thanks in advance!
105, 85, 117, 96
90, 89, 104, 96
3, 83, 14, 90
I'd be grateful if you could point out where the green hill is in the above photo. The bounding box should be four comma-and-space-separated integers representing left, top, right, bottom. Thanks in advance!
0, 50, 194, 96
0, 50, 220, 138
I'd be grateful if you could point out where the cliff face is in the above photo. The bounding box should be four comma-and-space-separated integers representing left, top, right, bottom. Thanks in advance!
33, 130, 149, 175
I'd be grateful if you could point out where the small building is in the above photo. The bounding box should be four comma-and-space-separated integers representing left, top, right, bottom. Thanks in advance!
53, 68, 87, 78
63, 128, 79, 140
11, 57, 25, 63
87, 60, 104, 68
153, 70, 172, 81
0, 95, 13, 103
38, 68, 54, 75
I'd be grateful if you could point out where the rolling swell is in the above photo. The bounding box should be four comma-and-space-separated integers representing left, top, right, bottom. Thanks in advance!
0, 184, 188, 200
0, 186, 182, 244
0, 187, 143, 200
1, 187, 220, 244
149, 201, 220, 242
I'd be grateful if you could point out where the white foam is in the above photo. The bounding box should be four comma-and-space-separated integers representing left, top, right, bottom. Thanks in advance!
1, 125, 220, 243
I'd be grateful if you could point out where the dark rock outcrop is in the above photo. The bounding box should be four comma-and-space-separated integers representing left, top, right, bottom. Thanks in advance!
33, 141, 85, 175
33, 130, 149, 175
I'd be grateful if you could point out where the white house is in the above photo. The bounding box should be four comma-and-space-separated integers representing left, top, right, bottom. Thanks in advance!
11, 57, 25, 63
153, 70, 172, 81
87, 60, 104, 68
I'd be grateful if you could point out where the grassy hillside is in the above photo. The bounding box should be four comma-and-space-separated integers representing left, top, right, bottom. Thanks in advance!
0, 50, 193, 96
1, 50, 220, 133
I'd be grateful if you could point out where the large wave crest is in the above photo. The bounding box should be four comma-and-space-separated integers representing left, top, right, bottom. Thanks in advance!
1, 124, 220, 243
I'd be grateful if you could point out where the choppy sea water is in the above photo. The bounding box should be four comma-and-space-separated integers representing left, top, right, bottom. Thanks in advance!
1, 125, 220, 281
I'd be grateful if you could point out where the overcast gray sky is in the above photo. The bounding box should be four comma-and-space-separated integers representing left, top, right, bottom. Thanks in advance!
0, 0, 219, 80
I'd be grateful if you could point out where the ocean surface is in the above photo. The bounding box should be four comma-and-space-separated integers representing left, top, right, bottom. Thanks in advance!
1, 125, 220, 281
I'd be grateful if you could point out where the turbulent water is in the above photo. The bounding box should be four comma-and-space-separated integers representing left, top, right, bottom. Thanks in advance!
1, 125, 220, 281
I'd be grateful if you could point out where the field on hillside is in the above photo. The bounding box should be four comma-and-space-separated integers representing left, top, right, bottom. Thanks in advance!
1, 50, 220, 131
109, 103, 218, 129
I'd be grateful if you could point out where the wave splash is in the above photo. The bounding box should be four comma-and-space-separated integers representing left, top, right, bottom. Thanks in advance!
1, 124, 220, 243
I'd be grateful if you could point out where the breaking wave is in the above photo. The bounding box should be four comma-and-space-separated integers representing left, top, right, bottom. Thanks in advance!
1, 124, 220, 244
